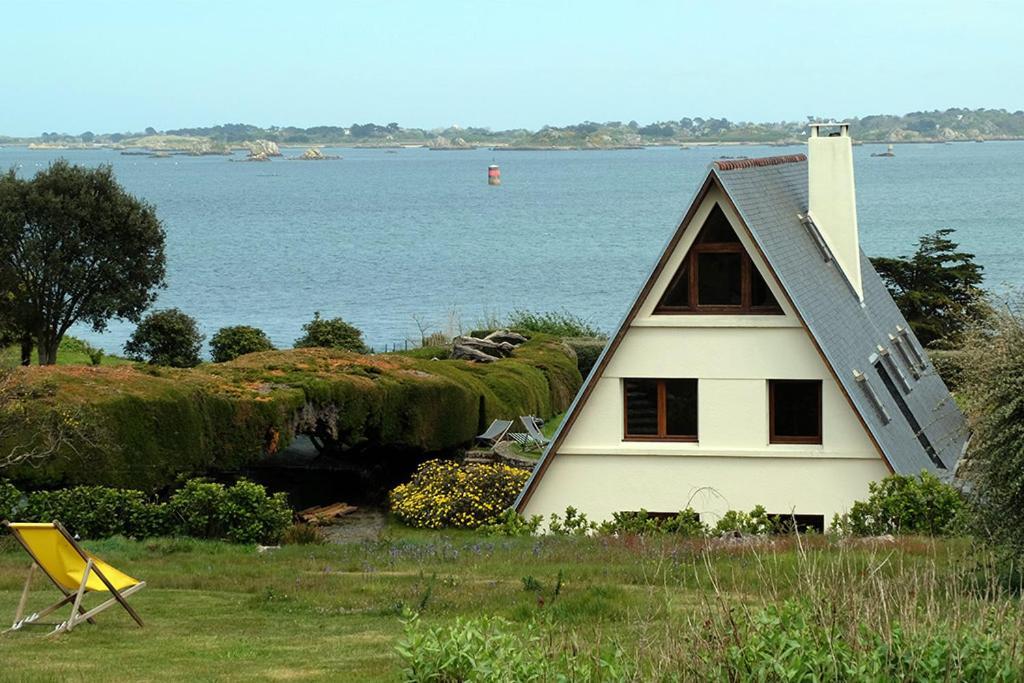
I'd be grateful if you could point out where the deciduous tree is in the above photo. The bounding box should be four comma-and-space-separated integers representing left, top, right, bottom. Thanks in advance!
0, 162, 166, 364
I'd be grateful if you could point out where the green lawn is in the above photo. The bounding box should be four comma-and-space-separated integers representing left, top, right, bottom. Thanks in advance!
1, 336, 130, 368
0, 529, 1015, 681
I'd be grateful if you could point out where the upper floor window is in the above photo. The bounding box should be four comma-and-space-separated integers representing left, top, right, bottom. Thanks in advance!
769, 379, 822, 444
655, 203, 782, 314
623, 378, 697, 441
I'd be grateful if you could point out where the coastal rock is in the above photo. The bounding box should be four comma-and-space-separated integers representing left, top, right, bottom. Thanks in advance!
234, 151, 271, 162
429, 135, 472, 150
294, 148, 341, 161
484, 329, 528, 346
245, 139, 282, 158
451, 335, 517, 362
451, 343, 497, 363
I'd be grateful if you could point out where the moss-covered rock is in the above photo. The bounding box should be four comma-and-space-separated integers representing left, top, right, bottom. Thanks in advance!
1, 336, 580, 490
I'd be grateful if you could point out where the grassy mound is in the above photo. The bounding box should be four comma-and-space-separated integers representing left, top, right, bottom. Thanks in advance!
1, 336, 580, 490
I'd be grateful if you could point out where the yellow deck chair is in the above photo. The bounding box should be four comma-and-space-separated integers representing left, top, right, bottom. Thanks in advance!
3, 521, 145, 636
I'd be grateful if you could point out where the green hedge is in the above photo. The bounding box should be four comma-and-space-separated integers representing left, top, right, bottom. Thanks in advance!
0, 336, 581, 490
4, 478, 291, 544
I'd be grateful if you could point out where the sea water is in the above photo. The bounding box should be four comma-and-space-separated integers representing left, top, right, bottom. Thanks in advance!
1, 142, 1021, 353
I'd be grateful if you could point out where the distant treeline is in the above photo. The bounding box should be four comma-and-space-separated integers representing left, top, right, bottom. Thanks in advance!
6, 108, 1024, 147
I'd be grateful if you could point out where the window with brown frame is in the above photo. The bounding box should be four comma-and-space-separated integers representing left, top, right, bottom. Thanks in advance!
768, 380, 822, 444
655, 203, 782, 314
623, 378, 697, 441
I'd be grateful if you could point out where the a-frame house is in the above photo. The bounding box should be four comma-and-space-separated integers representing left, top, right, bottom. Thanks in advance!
515, 124, 967, 529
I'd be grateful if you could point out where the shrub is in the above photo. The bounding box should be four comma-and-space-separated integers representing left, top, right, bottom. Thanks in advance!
548, 506, 596, 535
830, 472, 966, 536
5, 478, 292, 543
124, 308, 205, 367
598, 508, 707, 536
480, 508, 543, 536
0, 479, 21, 520
389, 459, 529, 529
25, 486, 164, 539
506, 310, 606, 339
294, 312, 368, 353
167, 479, 291, 544
209, 325, 275, 362
713, 505, 774, 536
564, 337, 606, 378
958, 303, 1024, 555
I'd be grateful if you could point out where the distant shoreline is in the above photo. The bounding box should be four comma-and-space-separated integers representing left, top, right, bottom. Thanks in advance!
2, 137, 1018, 153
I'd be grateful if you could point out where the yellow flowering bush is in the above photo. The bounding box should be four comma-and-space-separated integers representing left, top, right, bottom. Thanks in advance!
389, 459, 529, 529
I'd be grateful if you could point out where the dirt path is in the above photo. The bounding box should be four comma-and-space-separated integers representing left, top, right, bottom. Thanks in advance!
320, 508, 388, 544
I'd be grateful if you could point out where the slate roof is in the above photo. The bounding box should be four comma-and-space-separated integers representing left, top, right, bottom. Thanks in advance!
515, 155, 967, 511
713, 156, 966, 477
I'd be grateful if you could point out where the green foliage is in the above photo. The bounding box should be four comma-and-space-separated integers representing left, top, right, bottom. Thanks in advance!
0, 336, 579, 491
396, 612, 634, 683
209, 325, 274, 362
506, 309, 605, 340
722, 600, 1022, 682
389, 459, 529, 529
548, 506, 596, 535
564, 337, 606, 378
294, 311, 368, 353
928, 348, 964, 390
166, 479, 291, 544
0, 479, 21, 520
57, 336, 105, 366
831, 472, 967, 536
713, 504, 774, 536
870, 229, 986, 347
124, 308, 205, 367
598, 508, 707, 536
480, 508, 543, 537
958, 304, 1024, 556
26, 485, 168, 538
0, 161, 166, 365
5, 478, 290, 543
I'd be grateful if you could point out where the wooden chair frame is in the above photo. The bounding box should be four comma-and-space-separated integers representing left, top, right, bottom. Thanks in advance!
3, 520, 145, 636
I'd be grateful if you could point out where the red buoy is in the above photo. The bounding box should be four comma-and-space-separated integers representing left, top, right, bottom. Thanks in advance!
488, 164, 500, 186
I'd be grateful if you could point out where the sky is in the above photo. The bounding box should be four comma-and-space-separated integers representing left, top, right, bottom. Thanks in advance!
2, 0, 1023, 136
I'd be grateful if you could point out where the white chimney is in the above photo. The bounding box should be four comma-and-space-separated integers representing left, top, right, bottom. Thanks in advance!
807, 123, 863, 300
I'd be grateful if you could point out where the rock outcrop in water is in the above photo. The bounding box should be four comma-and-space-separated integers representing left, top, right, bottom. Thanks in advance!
428, 135, 473, 150
292, 148, 341, 161
245, 140, 282, 158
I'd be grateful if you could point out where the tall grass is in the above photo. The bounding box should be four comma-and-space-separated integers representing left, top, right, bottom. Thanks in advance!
399, 535, 1024, 681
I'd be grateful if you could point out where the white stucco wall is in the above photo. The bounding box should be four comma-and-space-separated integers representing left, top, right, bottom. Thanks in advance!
522, 186, 889, 525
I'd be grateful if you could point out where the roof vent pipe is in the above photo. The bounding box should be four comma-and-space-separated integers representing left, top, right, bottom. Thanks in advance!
807, 123, 863, 300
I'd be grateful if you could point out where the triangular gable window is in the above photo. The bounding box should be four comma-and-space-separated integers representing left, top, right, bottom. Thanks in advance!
655, 203, 781, 314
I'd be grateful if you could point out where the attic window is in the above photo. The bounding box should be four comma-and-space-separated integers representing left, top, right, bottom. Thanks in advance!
655, 204, 782, 314
854, 370, 890, 424
874, 361, 944, 469
798, 213, 833, 262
